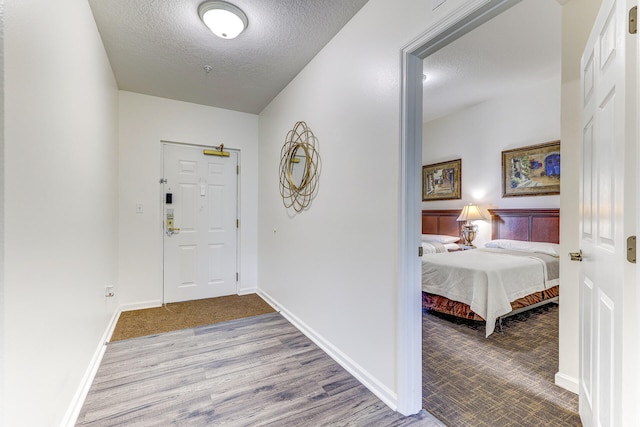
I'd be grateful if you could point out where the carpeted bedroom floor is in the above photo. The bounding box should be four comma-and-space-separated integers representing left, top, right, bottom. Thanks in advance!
423, 304, 581, 427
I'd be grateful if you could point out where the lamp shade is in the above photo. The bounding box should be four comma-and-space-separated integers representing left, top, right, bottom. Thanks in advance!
199, 1, 248, 39
456, 204, 487, 222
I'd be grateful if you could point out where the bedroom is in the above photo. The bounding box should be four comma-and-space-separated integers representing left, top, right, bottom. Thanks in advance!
419, 0, 571, 423
421, 0, 561, 247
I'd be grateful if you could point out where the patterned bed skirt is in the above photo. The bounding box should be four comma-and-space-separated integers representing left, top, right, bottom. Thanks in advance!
422, 285, 560, 321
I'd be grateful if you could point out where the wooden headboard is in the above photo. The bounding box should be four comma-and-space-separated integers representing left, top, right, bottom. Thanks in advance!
488, 209, 559, 243
421, 208, 560, 243
421, 209, 461, 238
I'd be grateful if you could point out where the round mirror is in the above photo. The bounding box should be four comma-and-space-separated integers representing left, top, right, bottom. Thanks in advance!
287, 145, 310, 191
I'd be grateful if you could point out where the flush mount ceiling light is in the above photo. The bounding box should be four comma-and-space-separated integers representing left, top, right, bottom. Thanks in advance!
198, 0, 248, 39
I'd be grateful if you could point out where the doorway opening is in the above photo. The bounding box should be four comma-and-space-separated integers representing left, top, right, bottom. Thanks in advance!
397, 0, 571, 420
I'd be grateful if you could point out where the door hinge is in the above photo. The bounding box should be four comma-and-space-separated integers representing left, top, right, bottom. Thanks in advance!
236, 272, 239, 281
236, 219, 239, 228
627, 236, 636, 263
418, 246, 423, 257
159, 178, 167, 184
630, 6, 637, 34
237, 165, 239, 175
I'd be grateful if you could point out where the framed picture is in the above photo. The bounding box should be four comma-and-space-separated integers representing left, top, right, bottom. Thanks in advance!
422, 159, 462, 201
502, 140, 560, 197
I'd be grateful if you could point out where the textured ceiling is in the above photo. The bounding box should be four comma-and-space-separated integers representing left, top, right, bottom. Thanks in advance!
88, 0, 369, 114
422, 0, 561, 122
89, 0, 560, 120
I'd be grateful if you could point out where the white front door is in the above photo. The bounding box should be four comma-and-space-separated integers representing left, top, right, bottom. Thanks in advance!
162, 143, 238, 303
579, 0, 636, 425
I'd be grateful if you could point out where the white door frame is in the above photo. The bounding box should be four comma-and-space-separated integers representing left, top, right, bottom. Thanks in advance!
633, 10, 640, 420
397, 0, 523, 414
160, 140, 241, 304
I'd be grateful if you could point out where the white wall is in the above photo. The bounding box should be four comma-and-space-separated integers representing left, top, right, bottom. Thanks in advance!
422, 76, 561, 247
257, 0, 497, 408
3, 0, 119, 425
118, 92, 259, 308
557, 0, 602, 393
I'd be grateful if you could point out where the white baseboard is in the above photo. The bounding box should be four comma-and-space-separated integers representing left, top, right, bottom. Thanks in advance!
555, 371, 579, 394
61, 299, 161, 426
256, 290, 281, 312
257, 290, 398, 410
119, 299, 162, 312
60, 307, 122, 427
238, 287, 258, 296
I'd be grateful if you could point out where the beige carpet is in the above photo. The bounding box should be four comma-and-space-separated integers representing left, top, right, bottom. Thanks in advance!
423, 304, 581, 427
110, 294, 275, 342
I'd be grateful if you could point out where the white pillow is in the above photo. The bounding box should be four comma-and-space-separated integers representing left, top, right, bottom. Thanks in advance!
484, 239, 560, 256
421, 234, 460, 244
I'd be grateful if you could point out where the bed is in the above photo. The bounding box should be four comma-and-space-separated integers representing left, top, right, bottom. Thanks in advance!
421, 208, 560, 337
421, 235, 461, 254
420, 209, 462, 253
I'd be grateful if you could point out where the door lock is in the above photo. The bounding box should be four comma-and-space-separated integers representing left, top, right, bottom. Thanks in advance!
166, 209, 180, 236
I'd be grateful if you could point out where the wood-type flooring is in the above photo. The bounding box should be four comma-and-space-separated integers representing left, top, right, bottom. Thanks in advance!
77, 312, 443, 426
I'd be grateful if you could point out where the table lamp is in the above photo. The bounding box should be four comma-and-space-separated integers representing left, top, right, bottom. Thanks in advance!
456, 203, 487, 247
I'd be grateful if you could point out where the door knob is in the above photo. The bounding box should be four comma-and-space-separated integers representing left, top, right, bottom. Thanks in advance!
166, 227, 180, 236
569, 250, 583, 262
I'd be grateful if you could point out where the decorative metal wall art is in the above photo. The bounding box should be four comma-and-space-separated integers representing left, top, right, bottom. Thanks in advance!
279, 121, 320, 212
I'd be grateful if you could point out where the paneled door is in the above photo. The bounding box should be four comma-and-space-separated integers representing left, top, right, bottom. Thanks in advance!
162, 143, 238, 303
579, 0, 636, 425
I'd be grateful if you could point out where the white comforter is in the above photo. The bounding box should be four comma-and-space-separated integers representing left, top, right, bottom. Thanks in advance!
422, 248, 559, 337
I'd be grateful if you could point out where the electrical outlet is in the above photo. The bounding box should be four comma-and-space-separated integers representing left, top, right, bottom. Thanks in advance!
105, 285, 115, 298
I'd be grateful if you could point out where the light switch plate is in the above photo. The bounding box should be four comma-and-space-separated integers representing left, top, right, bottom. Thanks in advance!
135, 203, 144, 213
